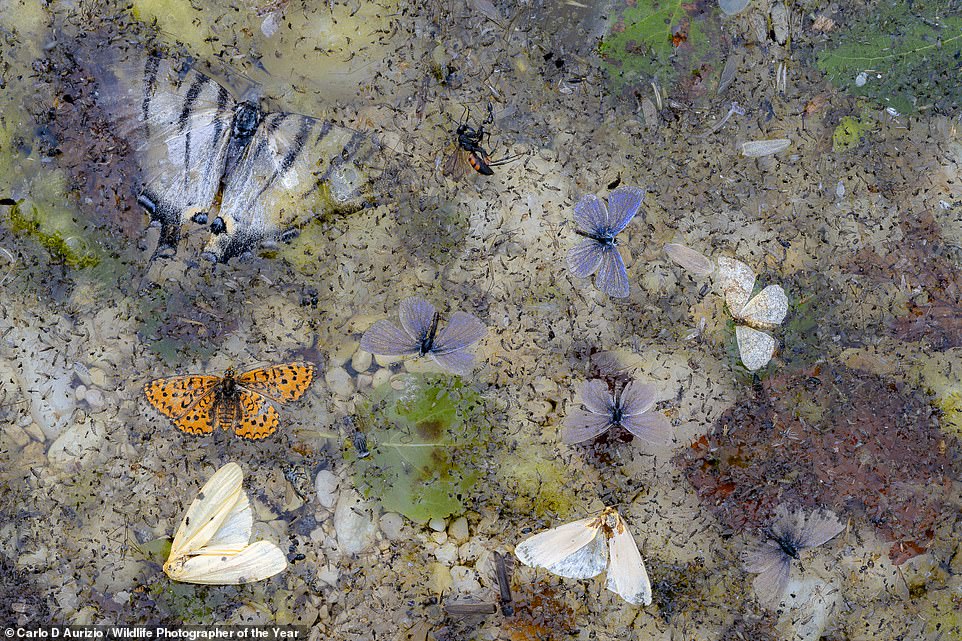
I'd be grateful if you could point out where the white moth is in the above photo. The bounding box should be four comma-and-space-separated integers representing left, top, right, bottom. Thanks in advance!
715, 257, 788, 371
164, 462, 288, 584
514, 507, 651, 605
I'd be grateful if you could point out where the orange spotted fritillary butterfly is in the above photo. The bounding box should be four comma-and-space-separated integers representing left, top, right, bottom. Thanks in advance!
144, 362, 316, 440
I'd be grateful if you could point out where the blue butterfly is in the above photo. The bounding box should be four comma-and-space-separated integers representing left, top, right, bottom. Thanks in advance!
566, 186, 646, 298
360, 297, 485, 375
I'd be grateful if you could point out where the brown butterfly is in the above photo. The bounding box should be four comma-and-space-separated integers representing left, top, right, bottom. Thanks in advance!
144, 362, 315, 440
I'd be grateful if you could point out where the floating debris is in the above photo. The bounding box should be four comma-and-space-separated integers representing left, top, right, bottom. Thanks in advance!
740, 139, 791, 157
515, 506, 652, 605
664, 243, 714, 277
164, 463, 288, 584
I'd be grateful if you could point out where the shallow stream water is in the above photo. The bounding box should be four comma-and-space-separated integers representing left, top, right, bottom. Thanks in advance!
1, 0, 962, 639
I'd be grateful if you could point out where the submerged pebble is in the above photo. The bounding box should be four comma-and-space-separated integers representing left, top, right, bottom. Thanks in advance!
333, 490, 376, 555
315, 470, 339, 509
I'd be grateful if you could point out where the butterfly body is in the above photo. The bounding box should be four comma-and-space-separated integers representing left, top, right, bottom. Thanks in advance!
144, 362, 315, 440
418, 312, 441, 355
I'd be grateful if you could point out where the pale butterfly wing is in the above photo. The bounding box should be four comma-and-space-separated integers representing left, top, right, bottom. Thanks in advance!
740, 284, 788, 327
515, 515, 608, 580
751, 556, 792, 607
92, 54, 236, 252
797, 509, 845, 549
203, 112, 379, 261
164, 540, 287, 585
604, 513, 652, 605
735, 326, 777, 371
561, 407, 614, 444
168, 462, 246, 561
664, 243, 714, 277
715, 256, 757, 316
197, 491, 253, 553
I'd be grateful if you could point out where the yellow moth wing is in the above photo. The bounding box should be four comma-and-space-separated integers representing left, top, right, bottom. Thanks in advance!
515, 516, 608, 580
604, 514, 652, 605
169, 463, 245, 560
164, 540, 287, 585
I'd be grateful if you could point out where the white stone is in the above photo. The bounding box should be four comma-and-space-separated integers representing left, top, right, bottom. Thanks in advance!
450, 565, 482, 595
371, 368, 391, 389
435, 541, 458, 565
47, 419, 104, 466
89, 367, 107, 388
351, 348, 373, 373
74, 385, 87, 401
448, 516, 469, 542
314, 470, 339, 509
431, 531, 447, 544
84, 388, 105, 411
428, 517, 446, 532
325, 367, 355, 399
379, 512, 404, 540
333, 490, 376, 555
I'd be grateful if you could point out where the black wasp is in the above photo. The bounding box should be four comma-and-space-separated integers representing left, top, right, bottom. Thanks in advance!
444, 104, 520, 177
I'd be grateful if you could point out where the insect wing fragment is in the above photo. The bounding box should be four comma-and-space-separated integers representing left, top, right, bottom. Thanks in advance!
595, 246, 630, 298
715, 257, 757, 315
167, 463, 247, 563
515, 516, 608, 580
360, 320, 421, 356
664, 243, 714, 277
431, 311, 486, 355
604, 513, 652, 605
735, 326, 777, 371
740, 285, 788, 328
572, 194, 609, 233
604, 186, 645, 235
166, 540, 288, 585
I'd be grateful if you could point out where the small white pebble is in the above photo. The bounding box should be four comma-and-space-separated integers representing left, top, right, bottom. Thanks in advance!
89, 367, 107, 388
380, 512, 404, 540
431, 531, 448, 544
314, 470, 339, 509
855, 72, 867, 87
84, 388, 105, 410
325, 366, 355, 399
448, 516, 469, 542
75, 384, 87, 401
351, 348, 373, 373
435, 541, 458, 565
429, 517, 446, 532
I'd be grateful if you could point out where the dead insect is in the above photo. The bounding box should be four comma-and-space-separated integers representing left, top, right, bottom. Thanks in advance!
443, 104, 520, 178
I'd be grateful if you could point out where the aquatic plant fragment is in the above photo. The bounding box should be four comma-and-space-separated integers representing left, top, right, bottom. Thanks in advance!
164, 462, 287, 584
562, 379, 672, 446
715, 257, 788, 371
352, 374, 488, 522
664, 243, 714, 277
360, 296, 486, 375
739, 139, 791, 157
514, 506, 652, 605
742, 505, 844, 608
567, 186, 645, 298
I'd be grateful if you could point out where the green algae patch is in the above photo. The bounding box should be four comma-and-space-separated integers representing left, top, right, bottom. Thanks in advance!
129, 0, 216, 50
832, 116, 874, 153
909, 350, 962, 437
351, 374, 490, 523
5, 201, 101, 269
817, 1, 962, 115
601, 0, 722, 92
496, 450, 577, 519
